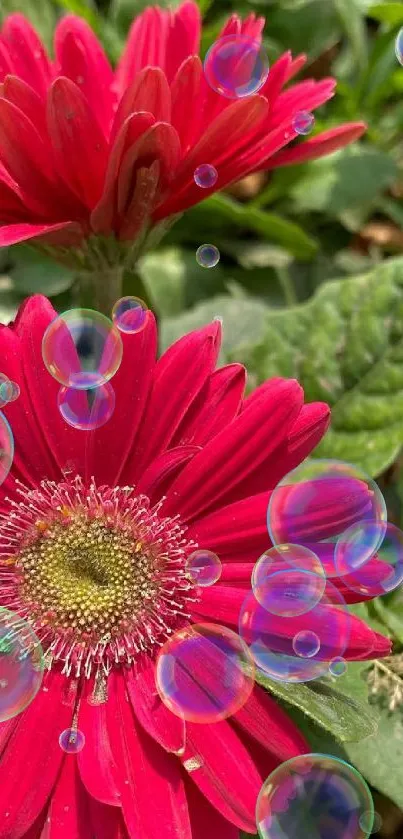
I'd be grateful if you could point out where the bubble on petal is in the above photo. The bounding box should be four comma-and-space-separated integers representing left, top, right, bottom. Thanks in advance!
395, 28, 403, 65
59, 728, 86, 754
252, 545, 326, 617
0, 412, 13, 487
194, 164, 218, 189
0, 374, 15, 407
292, 630, 320, 658
196, 244, 220, 268
239, 581, 350, 683
292, 111, 315, 135
256, 753, 374, 839
186, 550, 222, 587
0, 608, 44, 721
58, 382, 115, 430
335, 520, 403, 597
42, 309, 123, 390
267, 460, 386, 577
204, 35, 269, 99
329, 657, 347, 677
155, 623, 255, 723
111, 296, 149, 335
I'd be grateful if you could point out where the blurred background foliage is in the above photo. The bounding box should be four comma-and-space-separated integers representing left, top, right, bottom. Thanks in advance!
2, 0, 403, 834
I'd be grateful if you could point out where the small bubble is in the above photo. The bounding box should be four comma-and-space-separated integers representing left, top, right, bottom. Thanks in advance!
58, 383, 115, 431
59, 728, 85, 754
186, 550, 222, 587
204, 35, 269, 99
395, 27, 403, 65
194, 164, 218, 189
329, 657, 347, 677
292, 630, 320, 659
111, 297, 149, 335
292, 111, 315, 135
196, 244, 220, 268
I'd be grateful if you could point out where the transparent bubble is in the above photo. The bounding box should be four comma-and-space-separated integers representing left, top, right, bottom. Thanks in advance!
155, 623, 255, 723
59, 728, 86, 754
292, 630, 320, 658
0, 412, 13, 487
239, 581, 350, 683
204, 34, 269, 99
252, 545, 325, 617
0, 374, 19, 407
42, 309, 123, 390
0, 607, 44, 721
395, 28, 403, 66
292, 111, 315, 135
267, 460, 386, 577
186, 550, 222, 587
329, 657, 347, 677
196, 244, 220, 268
111, 296, 149, 335
194, 164, 218, 189
335, 520, 403, 597
256, 753, 374, 839
58, 382, 115, 431
360, 811, 383, 835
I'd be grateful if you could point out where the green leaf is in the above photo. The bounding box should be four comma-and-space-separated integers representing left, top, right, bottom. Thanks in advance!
9, 246, 75, 297
368, 2, 403, 24
256, 664, 379, 743
345, 706, 403, 809
237, 256, 403, 476
334, 0, 368, 72
290, 146, 398, 219
138, 247, 229, 316
188, 194, 318, 260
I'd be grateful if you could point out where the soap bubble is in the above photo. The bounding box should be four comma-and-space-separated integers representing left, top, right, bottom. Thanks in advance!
194, 164, 218, 189
292, 630, 320, 658
267, 460, 386, 577
0, 412, 13, 487
155, 623, 255, 722
186, 550, 222, 587
252, 545, 325, 617
59, 728, 86, 754
0, 375, 19, 407
335, 520, 403, 597
292, 111, 315, 135
196, 244, 220, 268
111, 297, 149, 335
42, 309, 123, 390
395, 28, 403, 65
329, 657, 347, 677
58, 383, 115, 431
256, 753, 374, 839
239, 581, 350, 683
204, 35, 269, 99
0, 608, 44, 721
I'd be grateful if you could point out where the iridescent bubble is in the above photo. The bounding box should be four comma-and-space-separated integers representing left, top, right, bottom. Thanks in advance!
360, 811, 383, 835
335, 520, 403, 597
194, 164, 218, 189
111, 296, 149, 335
186, 550, 222, 587
267, 460, 386, 577
204, 35, 269, 99
395, 28, 403, 66
7, 381, 20, 402
0, 411, 13, 487
292, 630, 320, 658
256, 753, 374, 839
196, 244, 220, 268
0, 607, 44, 721
58, 382, 115, 431
42, 309, 123, 390
329, 657, 347, 677
0, 374, 13, 407
252, 545, 325, 617
239, 581, 350, 683
155, 623, 255, 723
59, 728, 86, 754
292, 111, 315, 135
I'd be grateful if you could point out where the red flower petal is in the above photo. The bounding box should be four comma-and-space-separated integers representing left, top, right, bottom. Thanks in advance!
54, 15, 114, 132
47, 77, 108, 209
171, 363, 246, 447
1, 14, 51, 98
0, 671, 76, 839
122, 321, 221, 483
0, 221, 82, 247
116, 122, 181, 217
165, 1, 201, 83
136, 445, 200, 504
45, 759, 90, 839
125, 660, 186, 754
267, 123, 367, 169
233, 684, 308, 760
87, 801, 129, 839
171, 57, 203, 154
111, 67, 171, 145
115, 7, 171, 94
3, 75, 47, 137
187, 491, 270, 562
185, 780, 239, 839
163, 379, 303, 522
77, 677, 121, 806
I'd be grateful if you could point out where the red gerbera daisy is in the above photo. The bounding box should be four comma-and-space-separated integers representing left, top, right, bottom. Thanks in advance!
0, 4, 365, 309
0, 295, 391, 839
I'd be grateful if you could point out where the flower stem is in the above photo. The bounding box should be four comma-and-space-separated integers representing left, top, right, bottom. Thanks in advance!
276, 266, 297, 307
77, 266, 124, 316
